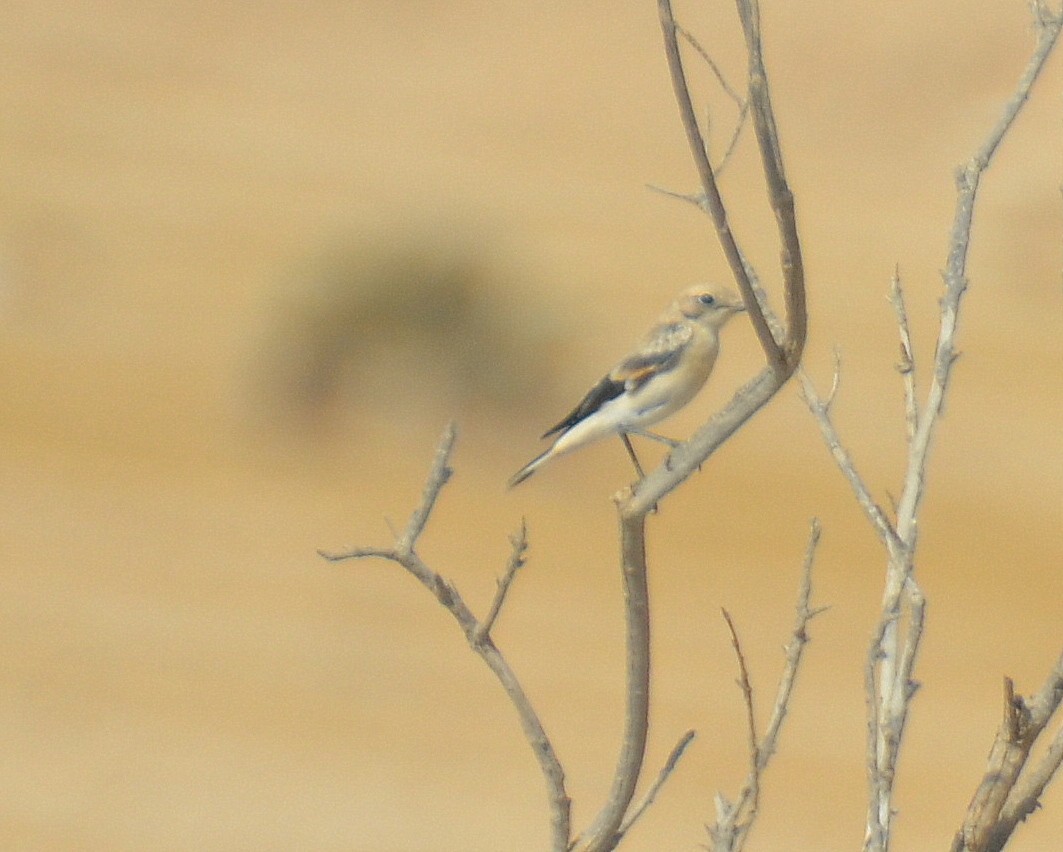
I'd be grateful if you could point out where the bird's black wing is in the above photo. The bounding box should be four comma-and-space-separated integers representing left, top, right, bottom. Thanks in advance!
541, 373, 625, 438
540, 329, 688, 439
541, 322, 692, 439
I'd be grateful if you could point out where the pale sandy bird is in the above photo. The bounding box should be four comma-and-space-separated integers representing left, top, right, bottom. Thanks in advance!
509, 285, 746, 487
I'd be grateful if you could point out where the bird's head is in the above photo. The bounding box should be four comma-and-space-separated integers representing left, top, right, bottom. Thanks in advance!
674, 285, 747, 328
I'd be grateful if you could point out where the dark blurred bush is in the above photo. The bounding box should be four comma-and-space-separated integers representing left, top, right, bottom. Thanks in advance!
254, 226, 558, 435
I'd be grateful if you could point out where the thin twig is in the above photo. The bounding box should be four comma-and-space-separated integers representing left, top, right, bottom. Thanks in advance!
799, 370, 901, 552
722, 608, 761, 816
889, 270, 919, 444
475, 518, 529, 643
758, 520, 825, 766
823, 349, 842, 412
645, 183, 709, 210
673, 23, 750, 174
396, 422, 457, 554
676, 23, 746, 104
617, 729, 698, 837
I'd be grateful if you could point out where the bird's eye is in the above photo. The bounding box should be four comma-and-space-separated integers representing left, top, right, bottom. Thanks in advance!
698, 293, 716, 306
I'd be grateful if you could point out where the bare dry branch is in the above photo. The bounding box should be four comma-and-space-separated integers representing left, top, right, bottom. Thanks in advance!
795, 5, 1062, 848
396, 421, 456, 554
897, 4, 1062, 540
571, 514, 651, 852
675, 23, 745, 105
759, 520, 825, 763
617, 729, 698, 839
475, 518, 529, 643
673, 24, 750, 174
799, 370, 901, 551
734, 0, 806, 366
876, 8, 1063, 848
889, 270, 919, 444
721, 608, 761, 822
952, 651, 1063, 852
320, 426, 572, 851
576, 4, 808, 849
657, 0, 790, 372
708, 520, 824, 852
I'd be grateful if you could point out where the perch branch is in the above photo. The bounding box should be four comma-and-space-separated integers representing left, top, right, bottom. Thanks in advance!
576, 4, 808, 849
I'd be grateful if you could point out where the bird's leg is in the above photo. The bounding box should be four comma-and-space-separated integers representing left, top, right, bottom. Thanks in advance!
627, 428, 680, 448
619, 431, 646, 479
621, 431, 662, 512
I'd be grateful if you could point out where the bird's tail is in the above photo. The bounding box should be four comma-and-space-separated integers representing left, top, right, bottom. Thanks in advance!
508, 447, 553, 488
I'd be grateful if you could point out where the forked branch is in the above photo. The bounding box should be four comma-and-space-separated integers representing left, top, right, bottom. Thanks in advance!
574, 3, 808, 850
951, 652, 1063, 852
319, 425, 572, 850
799, 4, 1063, 848
709, 520, 825, 851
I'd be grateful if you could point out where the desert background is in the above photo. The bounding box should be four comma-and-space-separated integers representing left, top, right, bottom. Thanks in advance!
0, 1, 1061, 850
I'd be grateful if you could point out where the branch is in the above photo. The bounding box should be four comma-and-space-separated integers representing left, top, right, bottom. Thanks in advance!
889, 8, 1063, 848
800, 366, 902, 553
618, 729, 698, 838
896, 2, 1062, 538
319, 425, 572, 851
657, 0, 789, 372
571, 513, 651, 852
709, 520, 825, 851
396, 421, 456, 553
576, 5, 809, 849
952, 651, 1063, 852
474, 518, 529, 643
722, 607, 760, 810
634, 0, 808, 517
734, 0, 806, 365
796, 5, 1063, 849
889, 270, 919, 445
673, 24, 750, 174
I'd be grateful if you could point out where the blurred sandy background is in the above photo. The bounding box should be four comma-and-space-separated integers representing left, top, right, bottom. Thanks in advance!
0, 1, 1061, 849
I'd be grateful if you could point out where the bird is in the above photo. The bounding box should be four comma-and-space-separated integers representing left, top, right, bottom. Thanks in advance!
509, 285, 746, 487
